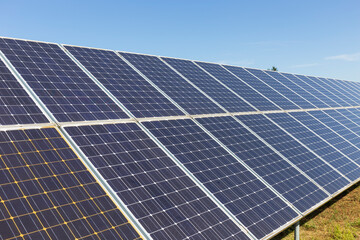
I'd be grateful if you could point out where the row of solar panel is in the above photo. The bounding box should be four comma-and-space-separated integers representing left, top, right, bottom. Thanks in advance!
0, 37, 360, 126
1, 37, 360, 240
2, 108, 360, 240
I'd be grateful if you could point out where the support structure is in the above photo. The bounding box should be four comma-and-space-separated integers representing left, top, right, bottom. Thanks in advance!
294, 221, 300, 240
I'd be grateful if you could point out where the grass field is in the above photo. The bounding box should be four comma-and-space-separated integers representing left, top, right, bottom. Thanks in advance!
271, 182, 360, 240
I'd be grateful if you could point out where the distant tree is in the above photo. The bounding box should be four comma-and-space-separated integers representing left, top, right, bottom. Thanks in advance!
268, 66, 278, 71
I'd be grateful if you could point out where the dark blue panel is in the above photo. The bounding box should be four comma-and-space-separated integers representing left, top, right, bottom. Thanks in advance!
293, 74, 341, 107
0, 128, 141, 240
236, 114, 348, 194
316, 77, 358, 106
64, 46, 184, 118
336, 109, 360, 130
304, 76, 350, 106
327, 79, 360, 105
162, 58, 254, 112
143, 119, 298, 239
304, 111, 360, 166
268, 112, 360, 181
196, 116, 328, 211
120, 52, 225, 115
280, 73, 334, 108
223, 66, 298, 110
196, 62, 278, 111
246, 69, 314, 109
0, 38, 128, 122
265, 71, 326, 108
65, 123, 248, 240
0, 59, 48, 125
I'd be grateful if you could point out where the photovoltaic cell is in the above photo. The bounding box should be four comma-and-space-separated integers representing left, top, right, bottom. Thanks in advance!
292, 75, 341, 107
327, 79, 360, 105
196, 116, 328, 212
0, 128, 141, 240
119, 52, 225, 115
268, 112, 360, 181
64, 46, 184, 118
335, 109, 360, 133
65, 123, 248, 240
304, 76, 350, 106
0, 38, 128, 122
236, 114, 348, 194
143, 119, 298, 239
246, 69, 314, 109
297, 111, 360, 166
280, 73, 335, 108
265, 71, 323, 108
161, 58, 254, 112
196, 62, 278, 111
315, 77, 358, 106
0, 58, 48, 125
223, 66, 298, 110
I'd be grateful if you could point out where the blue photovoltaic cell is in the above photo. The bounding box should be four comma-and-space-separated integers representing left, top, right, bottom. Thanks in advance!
264, 71, 323, 108
161, 58, 254, 112
315, 77, 358, 106
64, 46, 184, 118
268, 112, 360, 181
236, 114, 348, 194
65, 123, 248, 240
327, 79, 360, 105
302, 111, 360, 166
196, 116, 327, 212
335, 109, 360, 132
143, 119, 298, 239
246, 69, 314, 109
119, 52, 225, 115
0, 128, 141, 240
223, 66, 298, 110
195, 62, 278, 111
304, 76, 350, 106
0, 58, 48, 125
0, 38, 128, 122
293, 75, 342, 107
280, 73, 335, 108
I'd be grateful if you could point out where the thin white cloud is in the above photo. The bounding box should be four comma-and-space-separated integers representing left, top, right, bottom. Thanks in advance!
290, 63, 320, 68
325, 52, 360, 61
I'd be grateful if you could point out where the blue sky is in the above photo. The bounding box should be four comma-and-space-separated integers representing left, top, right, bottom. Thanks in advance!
1, 0, 359, 81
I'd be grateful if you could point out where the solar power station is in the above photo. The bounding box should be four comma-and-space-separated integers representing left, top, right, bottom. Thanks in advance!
0, 37, 359, 240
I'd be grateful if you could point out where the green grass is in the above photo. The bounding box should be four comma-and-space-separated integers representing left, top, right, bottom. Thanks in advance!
271, 182, 360, 240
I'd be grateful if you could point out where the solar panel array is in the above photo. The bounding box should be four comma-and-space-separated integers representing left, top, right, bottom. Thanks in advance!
0, 36, 360, 240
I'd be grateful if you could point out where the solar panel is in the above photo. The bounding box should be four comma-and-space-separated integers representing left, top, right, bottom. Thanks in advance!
267, 112, 360, 181
245, 69, 314, 109
161, 58, 255, 113
336, 109, 360, 131
223, 66, 298, 110
327, 79, 360, 105
236, 114, 349, 194
263, 71, 322, 108
64, 46, 184, 118
65, 123, 249, 240
119, 52, 225, 115
0, 58, 49, 125
143, 119, 298, 239
196, 116, 328, 212
297, 111, 360, 166
0, 38, 129, 122
292, 74, 342, 107
280, 73, 335, 108
195, 62, 279, 111
304, 76, 350, 106
0, 128, 141, 240
315, 77, 358, 106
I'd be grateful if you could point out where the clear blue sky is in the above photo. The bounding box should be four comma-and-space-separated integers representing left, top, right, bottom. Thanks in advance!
1, 0, 360, 81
